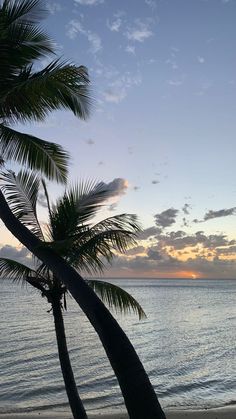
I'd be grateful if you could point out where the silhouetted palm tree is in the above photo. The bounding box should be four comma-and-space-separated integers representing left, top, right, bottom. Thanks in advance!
0, 170, 146, 418
0, 1, 166, 417
0, 0, 90, 181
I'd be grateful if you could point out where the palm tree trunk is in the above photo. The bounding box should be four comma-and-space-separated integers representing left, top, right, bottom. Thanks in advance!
0, 191, 166, 419
51, 296, 87, 419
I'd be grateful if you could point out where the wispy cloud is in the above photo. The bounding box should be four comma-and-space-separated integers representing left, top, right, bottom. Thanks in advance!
66, 20, 102, 53
197, 56, 205, 64
103, 89, 127, 104
107, 17, 122, 32
126, 19, 153, 43
74, 0, 104, 5
125, 45, 136, 55
145, 0, 157, 10
167, 79, 183, 86
103, 71, 142, 104
47, 2, 62, 14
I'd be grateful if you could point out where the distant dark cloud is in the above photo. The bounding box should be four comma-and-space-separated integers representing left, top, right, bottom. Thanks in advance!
156, 230, 234, 251
154, 208, 178, 228
147, 248, 164, 260
204, 207, 236, 221
125, 246, 146, 256
138, 226, 162, 240
0, 245, 32, 267
182, 203, 191, 215
85, 139, 95, 145
151, 180, 159, 185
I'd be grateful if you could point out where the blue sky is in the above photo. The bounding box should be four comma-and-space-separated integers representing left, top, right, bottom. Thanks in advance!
1, 0, 236, 278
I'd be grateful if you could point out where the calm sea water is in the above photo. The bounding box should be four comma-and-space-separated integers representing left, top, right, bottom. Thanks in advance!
0, 278, 235, 415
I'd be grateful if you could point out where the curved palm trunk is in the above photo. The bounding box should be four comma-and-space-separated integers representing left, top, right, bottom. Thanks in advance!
0, 191, 166, 419
51, 295, 87, 419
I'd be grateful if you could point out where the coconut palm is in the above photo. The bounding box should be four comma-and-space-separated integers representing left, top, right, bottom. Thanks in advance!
0, 180, 166, 418
0, 0, 91, 182
0, 1, 166, 417
0, 169, 146, 419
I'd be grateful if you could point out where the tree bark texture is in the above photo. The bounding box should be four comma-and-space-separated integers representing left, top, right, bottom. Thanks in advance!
0, 191, 166, 419
51, 296, 88, 419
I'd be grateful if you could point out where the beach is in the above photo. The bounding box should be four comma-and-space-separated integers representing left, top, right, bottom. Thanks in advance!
1, 407, 236, 419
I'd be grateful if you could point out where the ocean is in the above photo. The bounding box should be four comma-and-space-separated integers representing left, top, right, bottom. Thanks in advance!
0, 278, 235, 415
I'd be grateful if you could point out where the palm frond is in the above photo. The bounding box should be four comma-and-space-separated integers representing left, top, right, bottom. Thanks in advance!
65, 214, 140, 267
0, 257, 37, 283
0, 257, 49, 294
1, 61, 91, 122
50, 180, 116, 238
86, 279, 146, 320
0, 169, 44, 238
1, 0, 47, 25
0, 124, 69, 183
0, 1, 54, 78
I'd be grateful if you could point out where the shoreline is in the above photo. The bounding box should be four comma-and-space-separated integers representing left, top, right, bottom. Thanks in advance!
0, 406, 236, 419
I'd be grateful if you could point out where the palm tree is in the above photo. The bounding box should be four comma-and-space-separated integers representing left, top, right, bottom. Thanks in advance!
0, 0, 91, 182
0, 170, 166, 418
0, 1, 166, 417
0, 170, 147, 418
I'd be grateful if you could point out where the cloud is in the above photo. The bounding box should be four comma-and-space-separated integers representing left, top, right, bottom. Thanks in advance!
107, 17, 122, 32
103, 89, 127, 103
167, 79, 183, 87
197, 56, 205, 64
126, 20, 153, 43
85, 139, 95, 145
154, 208, 179, 228
103, 71, 142, 104
151, 180, 159, 185
138, 226, 162, 240
182, 203, 191, 215
99, 178, 129, 198
204, 207, 236, 221
47, 2, 62, 14
147, 248, 164, 260
0, 245, 32, 267
66, 20, 102, 53
145, 0, 157, 10
125, 45, 136, 55
74, 0, 104, 5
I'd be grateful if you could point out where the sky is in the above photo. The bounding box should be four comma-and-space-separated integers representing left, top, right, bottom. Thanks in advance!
1, 0, 236, 279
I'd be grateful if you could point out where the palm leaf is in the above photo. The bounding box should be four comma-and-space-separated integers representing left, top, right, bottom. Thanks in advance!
1, 61, 91, 122
0, 124, 69, 183
49, 180, 117, 240
0, 257, 49, 293
86, 279, 146, 320
0, 169, 44, 238
0, 1, 54, 78
1, 0, 47, 25
62, 214, 140, 267
0, 257, 37, 282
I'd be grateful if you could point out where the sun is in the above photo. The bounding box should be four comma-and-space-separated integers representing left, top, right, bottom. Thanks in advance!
191, 274, 197, 279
